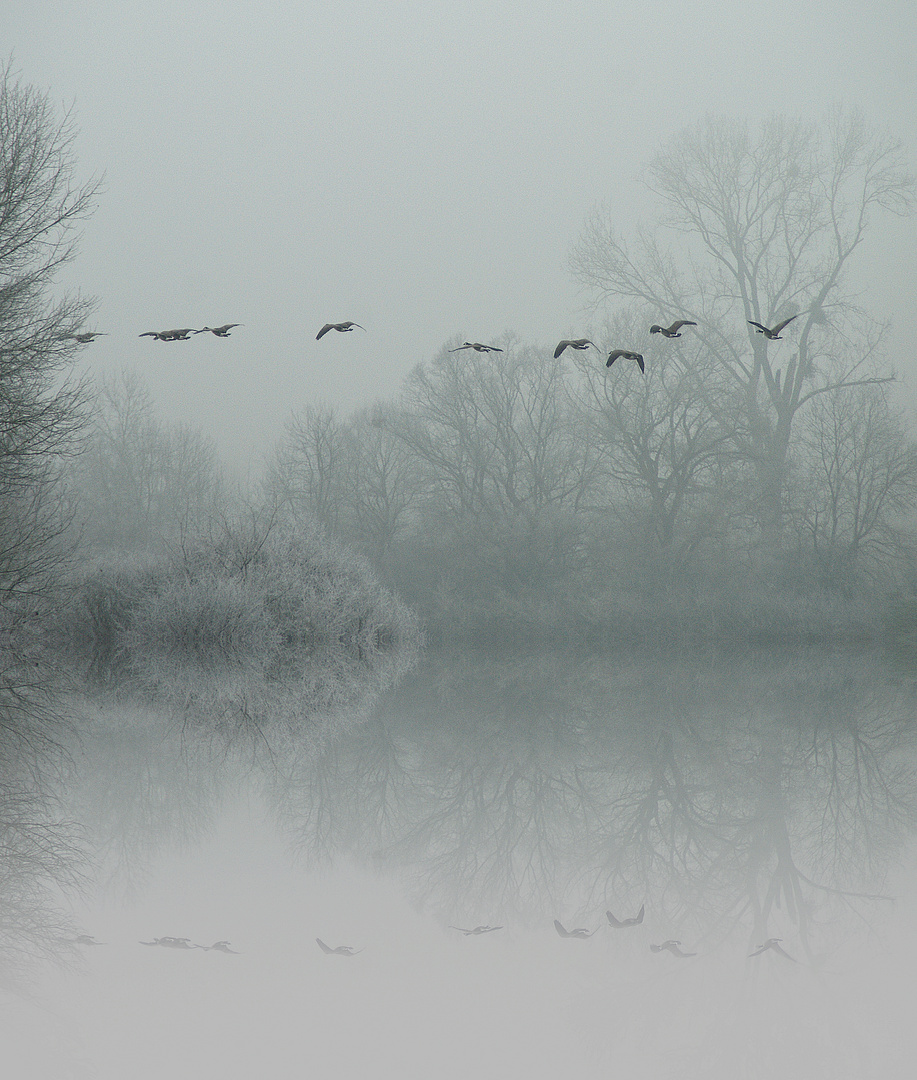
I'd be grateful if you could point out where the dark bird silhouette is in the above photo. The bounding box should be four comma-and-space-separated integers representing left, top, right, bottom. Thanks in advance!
606, 350, 645, 372
139, 936, 199, 949
649, 320, 697, 338
201, 940, 240, 953
450, 925, 503, 935
139, 329, 197, 341
316, 938, 363, 956
606, 904, 645, 929
747, 315, 798, 340
449, 342, 503, 353
554, 339, 596, 358
650, 940, 696, 957
70, 332, 107, 343
749, 938, 797, 962
74, 934, 106, 945
194, 324, 242, 337
554, 919, 597, 939
316, 322, 364, 340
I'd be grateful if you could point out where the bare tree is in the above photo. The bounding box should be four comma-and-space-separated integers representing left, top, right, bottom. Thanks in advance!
568, 312, 736, 559
0, 62, 99, 618
790, 383, 917, 586
571, 112, 916, 551
383, 339, 602, 522
71, 372, 224, 552
267, 403, 348, 536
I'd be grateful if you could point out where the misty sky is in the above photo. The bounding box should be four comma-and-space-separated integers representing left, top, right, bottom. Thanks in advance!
9, 0, 917, 475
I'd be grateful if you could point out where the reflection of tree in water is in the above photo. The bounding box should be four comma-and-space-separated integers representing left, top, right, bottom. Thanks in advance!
0, 651, 86, 988
269, 648, 917, 956
63, 707, 222, 900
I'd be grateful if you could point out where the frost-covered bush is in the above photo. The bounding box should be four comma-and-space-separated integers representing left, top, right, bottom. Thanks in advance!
68, 519, 421, 740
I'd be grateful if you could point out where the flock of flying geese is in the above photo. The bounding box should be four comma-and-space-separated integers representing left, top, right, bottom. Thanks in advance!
72, 907, 796, 963
69, 314, 801, 369
453, 911, 790, 963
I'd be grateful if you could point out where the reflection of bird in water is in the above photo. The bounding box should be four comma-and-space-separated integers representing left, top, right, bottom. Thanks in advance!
554, 919, 597, 939
554, 339, 596, 358
650, 940, 696, 957
140, 936, 199, 949
449, 342, 503, 354
749, 938, 797, 962
747, 315, 797, 339
316, 938, 363, 956
70, 332, 107, 343
606, 349, 645, 372
139, 329, 197, 341
201, 940, 240, 953
74, 934, 106, 945
649, 320, 697, 338
450, 925, 503, 935
606, 904, 645, 928
316, 321, 364, 340
194, 324, 242, 337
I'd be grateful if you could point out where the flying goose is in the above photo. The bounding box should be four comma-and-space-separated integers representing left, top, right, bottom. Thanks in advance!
74, 934, 106, 945
649, 320, 697, 338
748, 315, 797, 340
70, 332, 107, 343
553, 919, 597, 939
200, 940, 240, 953
554, 339, 596, 358
606, 904, 645, 929
606, 350, 645, 372
449, 342, 503, 353
139, 329, 197, 341
139, 936, 199, 949
749, 938, 797, 962
194, 324, 242, 337
316, 938, 363, 956
450, 925, 503, 935
650, 940, 696, 958
316, 322, 365, 340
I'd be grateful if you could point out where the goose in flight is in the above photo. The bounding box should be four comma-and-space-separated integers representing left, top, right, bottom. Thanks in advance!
749, 938, 797, 962
316, 938, 363, 956
139, 329, 197, 341
194, 324, 242, 337
316, 321, 365, 340
606, 350, 645, 372
748, 315, 797, 340
74, 934, 106, 945
450, 925, 503, 935
140, 936, 199, 949
70, 332, 107, 343
606, 904, 645, 929
553, 919, 597, 939
649, 320, 697, 338
200, 940, 240, 953
650, 940, 696, 958
554, 339, 596, 358
449, 342, 503, 353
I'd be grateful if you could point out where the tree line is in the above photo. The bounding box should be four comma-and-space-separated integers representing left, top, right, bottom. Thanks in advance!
264, 113, 917, 636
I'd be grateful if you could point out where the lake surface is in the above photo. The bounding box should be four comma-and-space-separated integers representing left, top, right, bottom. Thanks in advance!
6, 643, 917, 1079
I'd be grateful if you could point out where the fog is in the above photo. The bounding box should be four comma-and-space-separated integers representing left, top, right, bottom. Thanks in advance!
8, 0, 917, 474
5, 3, 917, 1078
8, 648, 917, 1079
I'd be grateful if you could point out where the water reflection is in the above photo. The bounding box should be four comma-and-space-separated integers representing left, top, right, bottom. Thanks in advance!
267, 646, 917, 962
14, 643, 917, 1078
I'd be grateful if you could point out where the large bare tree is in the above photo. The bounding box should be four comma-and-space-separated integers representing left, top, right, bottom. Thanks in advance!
0, 62, 99, 615
570, 112, 916, 552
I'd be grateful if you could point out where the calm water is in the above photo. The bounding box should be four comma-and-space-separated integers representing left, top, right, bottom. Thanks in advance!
6, 643, 917, 1079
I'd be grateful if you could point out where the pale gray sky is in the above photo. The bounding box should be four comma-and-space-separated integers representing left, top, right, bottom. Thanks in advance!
10, 0, 917, 474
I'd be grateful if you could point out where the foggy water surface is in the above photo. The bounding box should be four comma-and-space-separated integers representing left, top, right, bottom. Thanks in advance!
6, 643, 917, 1079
